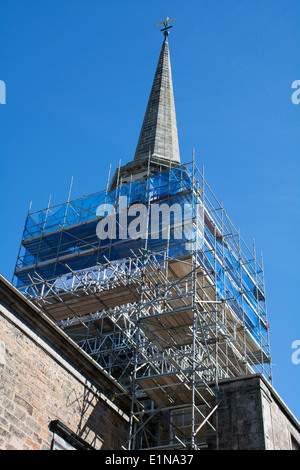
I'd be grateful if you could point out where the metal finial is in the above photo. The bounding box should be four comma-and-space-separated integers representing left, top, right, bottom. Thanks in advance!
155, 17, 176, 41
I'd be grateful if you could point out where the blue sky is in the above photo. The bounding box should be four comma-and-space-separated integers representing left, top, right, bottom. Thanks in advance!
1, 0, 299, 422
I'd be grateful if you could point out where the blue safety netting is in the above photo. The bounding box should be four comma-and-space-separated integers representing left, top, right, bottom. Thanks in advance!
203, 230, 266, 340
15, 163, 266, 346
16, 166, 201, 286
23, 166, 193, 239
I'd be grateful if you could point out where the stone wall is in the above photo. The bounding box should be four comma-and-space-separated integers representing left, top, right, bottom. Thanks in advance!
260, 379, 300, 450
208, 376, 300, 450
212, 376, 265, 450
0, 280, 130, 450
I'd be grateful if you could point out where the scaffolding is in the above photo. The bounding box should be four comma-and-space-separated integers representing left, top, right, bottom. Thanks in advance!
13, 159, 272, 449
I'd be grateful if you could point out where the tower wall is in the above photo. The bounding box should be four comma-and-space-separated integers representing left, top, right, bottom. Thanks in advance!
0, 275, 130, 450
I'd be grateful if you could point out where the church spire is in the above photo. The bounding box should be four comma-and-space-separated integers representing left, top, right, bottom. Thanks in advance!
109, 21, 180, 190
134, 29, 180, 164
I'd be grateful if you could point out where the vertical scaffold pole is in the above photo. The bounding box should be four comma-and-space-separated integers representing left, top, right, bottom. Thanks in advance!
261, 250, 273, 383
63, 176, 73, 227
238, 228, 247, 372
12, 200, 33, 284
253, 239, 264, 372
191, 149, 196, 449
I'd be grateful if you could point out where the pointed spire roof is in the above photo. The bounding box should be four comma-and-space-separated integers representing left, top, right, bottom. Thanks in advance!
134, 39, 180, 164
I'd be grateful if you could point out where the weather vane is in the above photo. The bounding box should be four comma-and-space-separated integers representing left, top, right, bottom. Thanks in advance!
155, 17, 176, 41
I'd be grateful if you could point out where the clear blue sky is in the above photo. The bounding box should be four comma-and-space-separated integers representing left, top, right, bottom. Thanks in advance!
1, 0, 299, 422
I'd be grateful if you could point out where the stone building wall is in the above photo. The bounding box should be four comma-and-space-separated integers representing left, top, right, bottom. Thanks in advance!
209, 376, 265, 450
0, 276, 130, 450
209, 376, 300, 450
260, 378, 300, 450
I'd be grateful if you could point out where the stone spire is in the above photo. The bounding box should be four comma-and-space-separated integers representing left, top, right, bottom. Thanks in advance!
134, 39, 180, 164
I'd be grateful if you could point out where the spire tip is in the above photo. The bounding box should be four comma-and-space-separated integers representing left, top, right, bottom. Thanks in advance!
155, 17, 176, 41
